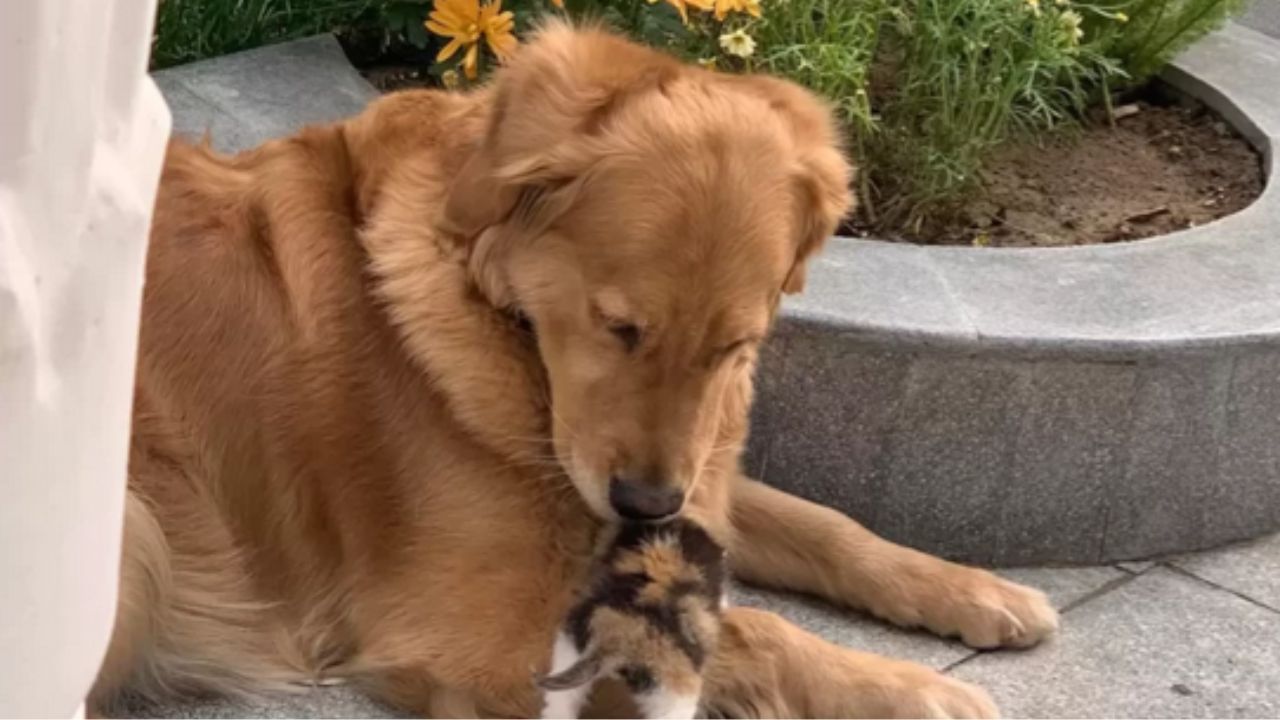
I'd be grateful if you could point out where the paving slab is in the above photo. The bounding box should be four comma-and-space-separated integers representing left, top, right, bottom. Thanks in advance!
1117, 560, 1157, 574
122, 563, 1268, 718
1170, 532, 1280, 611
1242, 0, 1280, 40
153, 35, 378, 154
994, 565, 1129, 610
948, 568, 1280, 718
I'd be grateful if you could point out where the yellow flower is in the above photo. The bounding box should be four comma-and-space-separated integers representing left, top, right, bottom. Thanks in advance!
441, 69, 461, 89
696, 57, 719, 71
1059, 9, 1084, 44
714, 0, 762, 21
1024, 0, 1041, 15
549, 0, 564, 6
1114, 10, 1129, 22
647, 0, 714, 24
425, 0, 518, 80
719, 28, 756, 58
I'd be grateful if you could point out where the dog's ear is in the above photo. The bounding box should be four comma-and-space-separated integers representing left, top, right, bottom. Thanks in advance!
730, 75, 854, 295
442, 21, 682, 306
785, 144, 854, 294
443, 21, 681, 236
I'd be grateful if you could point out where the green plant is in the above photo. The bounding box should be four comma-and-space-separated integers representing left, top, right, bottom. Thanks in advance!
151, 0, 1247, 235
1094, 0, 1248, 82
860, 0, 1123, 228
151, 0, 386, 68
753, 0, 881, 139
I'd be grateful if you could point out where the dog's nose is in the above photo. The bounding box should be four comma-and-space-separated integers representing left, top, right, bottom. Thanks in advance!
608, 477, 683, 521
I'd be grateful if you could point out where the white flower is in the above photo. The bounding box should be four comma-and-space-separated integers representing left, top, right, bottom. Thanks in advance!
1059, 9, 1084, 44
719, 28, 756, 58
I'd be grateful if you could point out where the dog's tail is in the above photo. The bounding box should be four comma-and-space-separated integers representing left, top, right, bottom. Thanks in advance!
89, 487, 313, 714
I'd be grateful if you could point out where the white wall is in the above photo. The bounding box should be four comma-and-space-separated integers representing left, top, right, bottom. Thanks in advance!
0, 0, 170, 716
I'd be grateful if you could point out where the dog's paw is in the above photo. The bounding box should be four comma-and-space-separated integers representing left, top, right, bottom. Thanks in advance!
943, 569, 1059, 649
906, 674, 1000, 719
861, 664, 998, 719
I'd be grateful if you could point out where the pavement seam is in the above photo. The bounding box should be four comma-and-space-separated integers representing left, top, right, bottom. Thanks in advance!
1056, 572, 1139, 615
1162, 562, 1280, 616
1114, 561, 1158, 576
940, 571, 1139, 675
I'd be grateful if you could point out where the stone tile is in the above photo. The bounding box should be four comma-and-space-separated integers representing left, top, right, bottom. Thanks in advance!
1171, 532, 1280, 611
1240, 2, 1280, 41
994, 565, 1128, 611
153, 35, 378, 153
117, 685, 401, 719
921, 216, 1280, 352
996, 362, 1136, 565
1169, 22, 1280, 150
153, 74, 260, 154
949, 568, 1280, 718
1101, 357, 1235, 560
745, 327, 908, 523
781, 240, 977, 344
872, 357, 1023, 565
1213, 353, 1280, 544
731, 582, 971, 670
1118, 560, 1157, 574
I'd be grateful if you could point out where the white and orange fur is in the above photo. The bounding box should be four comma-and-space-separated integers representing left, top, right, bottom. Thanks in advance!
539, 519, 726, 719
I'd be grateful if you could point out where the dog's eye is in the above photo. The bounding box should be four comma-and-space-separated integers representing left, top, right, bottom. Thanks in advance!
609, 322, 642, 352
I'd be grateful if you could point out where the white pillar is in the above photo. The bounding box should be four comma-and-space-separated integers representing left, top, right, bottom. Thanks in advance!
0, 0, 170, 716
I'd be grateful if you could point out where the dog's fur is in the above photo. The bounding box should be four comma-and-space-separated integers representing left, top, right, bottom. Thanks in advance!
92, 22, 1059, 718
538, 519, 727, 719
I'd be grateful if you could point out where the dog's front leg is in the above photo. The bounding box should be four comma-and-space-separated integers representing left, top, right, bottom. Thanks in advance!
728, 476, 1058, 649
702, 606, 997, 718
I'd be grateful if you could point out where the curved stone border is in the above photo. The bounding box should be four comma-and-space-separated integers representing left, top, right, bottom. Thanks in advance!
747, 22, 1280, 566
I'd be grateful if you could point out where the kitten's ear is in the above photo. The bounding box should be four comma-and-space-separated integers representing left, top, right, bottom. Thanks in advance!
536, 645, 604, 691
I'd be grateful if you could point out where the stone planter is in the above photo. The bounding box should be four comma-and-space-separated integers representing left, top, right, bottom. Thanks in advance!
747, 23, 1280, 566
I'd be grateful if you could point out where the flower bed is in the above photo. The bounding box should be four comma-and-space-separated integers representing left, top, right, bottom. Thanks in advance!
153, 0, 1251, 243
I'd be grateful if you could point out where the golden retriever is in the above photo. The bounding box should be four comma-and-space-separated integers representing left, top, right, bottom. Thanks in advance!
91, 22, 1058, 718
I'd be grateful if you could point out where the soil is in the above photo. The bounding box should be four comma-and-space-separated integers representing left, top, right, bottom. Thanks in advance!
361, 64, 438, 93
859, 93, 1266, 247
357, 62, 1266, 248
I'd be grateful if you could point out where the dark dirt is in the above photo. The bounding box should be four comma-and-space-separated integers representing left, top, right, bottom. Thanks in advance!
869, 94, 1266, 247
361, 64, 438, 92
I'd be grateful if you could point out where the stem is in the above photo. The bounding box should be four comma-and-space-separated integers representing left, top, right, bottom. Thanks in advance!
1142, 0, 1230, 64
1101, 73, 1115, 128
858, 161, 878, 225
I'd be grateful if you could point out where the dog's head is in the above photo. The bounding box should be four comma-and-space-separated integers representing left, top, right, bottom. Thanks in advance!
444, 22, 852, 521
